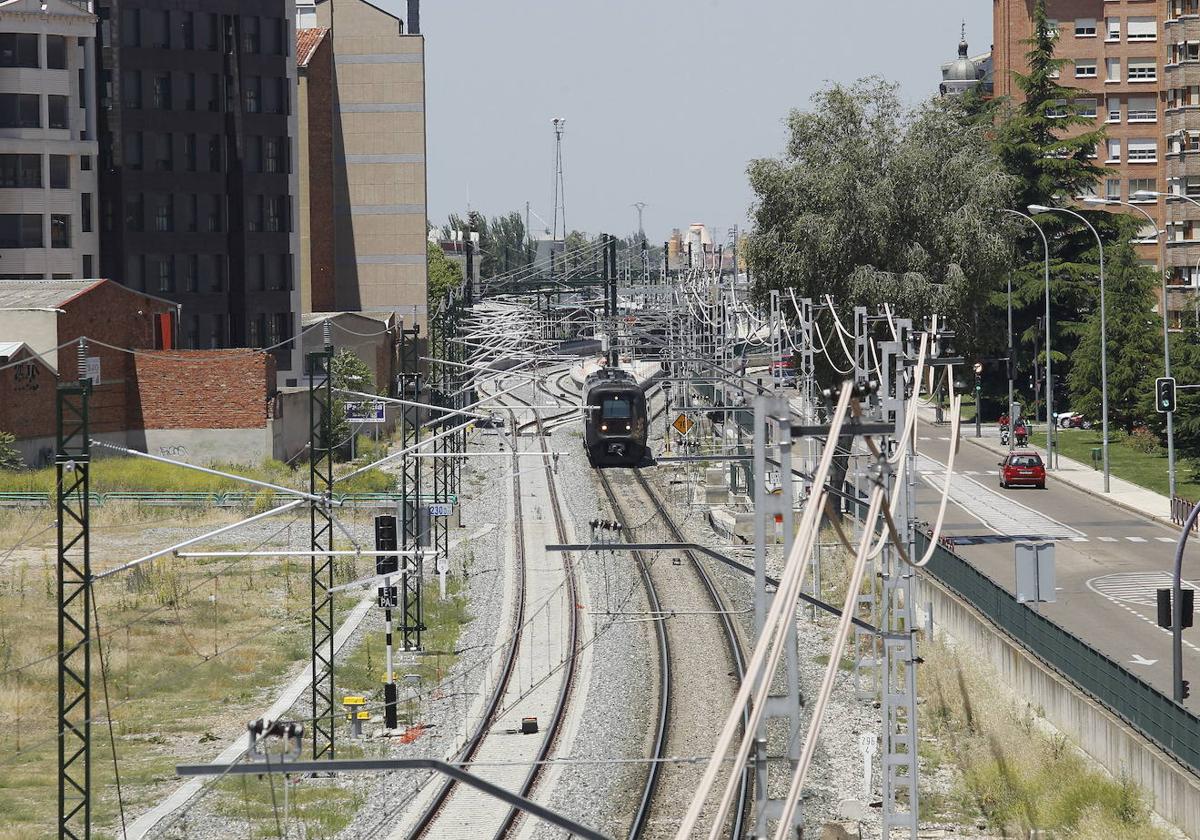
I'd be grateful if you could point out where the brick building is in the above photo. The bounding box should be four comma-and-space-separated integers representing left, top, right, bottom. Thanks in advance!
994, 0, 1200, 327
297, 25, 334, 313
0, 278, 297, 465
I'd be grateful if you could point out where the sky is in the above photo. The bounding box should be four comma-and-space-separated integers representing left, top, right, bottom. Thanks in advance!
413, 1, 993, 244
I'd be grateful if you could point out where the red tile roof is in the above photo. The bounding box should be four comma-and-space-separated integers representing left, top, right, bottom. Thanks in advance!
296, 27, 328, 68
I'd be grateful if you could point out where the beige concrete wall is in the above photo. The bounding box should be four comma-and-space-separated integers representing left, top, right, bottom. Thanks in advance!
0, 309, 58, 365
914, 570, 1200, 839
317, 0, 427, 323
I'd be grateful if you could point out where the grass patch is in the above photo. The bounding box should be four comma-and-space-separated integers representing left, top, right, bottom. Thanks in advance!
0, 457, 393, 497
920, 638, 1170, 838
1032, 429, 1200, 500
0, 512, 381, 839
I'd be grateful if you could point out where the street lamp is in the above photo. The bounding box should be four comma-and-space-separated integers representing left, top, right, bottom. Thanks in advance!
998, 208, 1054, 466
973, 361, 983, 438
1029, 204, 1110, 493
1132, 188, 1191, 501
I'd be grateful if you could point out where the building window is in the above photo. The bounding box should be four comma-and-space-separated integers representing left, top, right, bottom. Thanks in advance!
185, 254, 198, 292
154, 255, 173, 292
186, 194, 198, 232
264, 137, 282, 173
1127, 17, 1156, 41
207, 194, 223, 232
152, 72, 172, 110
81, 193, 92, 233
1075, 60, 1097, 78
267, 313, 284, 347
50, 214, 70, 249
1129, 178, 1157, 201
249, 195, 263, 232
153, 193, 173, 232
1106, 57, 1121, 82
1129, 138, 1158, 162
1128, 96, 1156, 122
248, 253, 264, 290
248, 316, 261, 348
80, 155, 91, 171
1075, 98, 1097, 118
247, 135, 262, 173
46, 36, 67, 70
0, 214, 43, 248
207, 135, 222, 171
1075, 18, 1097, 37
124, 132, 143, 170
243, 16, 260, 54
49, 155, 69, 188
1107, 138, 1121, 162
147, 9, 169, 49
125, 193, 144, 232
1105, 178, 1121, 200
206, 73, 220, 111
200, 13, 218, 51
1106, 98, 1121, 123
263, 77, 286, 115
152, 132, 173, 171
181, 12, 195, 50
0, 154, 41, 188
48, 96, 68, 129
0, 33, 39, 68
184, 73, 196, 110
183, 134, 196, 171
121, 8, 141, 47
266, 196, 286, 232
1106, 17, 1120, 41
83, 254, 93, 277
0, 94, 40, 128
212, 256, 226, 293
1128, 59, 1157, 81
244, 77, 261, 113
122, 69, 142, 109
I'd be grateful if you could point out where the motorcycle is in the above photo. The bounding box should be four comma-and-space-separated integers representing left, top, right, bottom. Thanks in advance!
1000, 428, 1010, 446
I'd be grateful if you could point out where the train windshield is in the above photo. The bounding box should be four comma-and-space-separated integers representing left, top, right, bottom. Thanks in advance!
601, 397, 632, 420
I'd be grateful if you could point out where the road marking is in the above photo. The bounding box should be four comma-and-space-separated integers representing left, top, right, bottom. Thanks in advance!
1087, 573, 1200, 656
1099, 536, 1118, 543
963, 470, 979, 476
918, 436, 932, 441
1070, 537, 1089, 543
1157, 537, 1177, 543
1130, 653, 1159, 666
1127, 536, 1148, 543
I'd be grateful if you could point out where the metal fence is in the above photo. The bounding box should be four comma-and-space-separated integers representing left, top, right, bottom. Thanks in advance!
918, 531, 1200, 776
1171, 496, 1200, 532
0, 491, 426, 509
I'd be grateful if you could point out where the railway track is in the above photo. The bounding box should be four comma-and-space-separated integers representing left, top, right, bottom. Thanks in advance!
557, 366, 751, 838
408, 371, 579, 839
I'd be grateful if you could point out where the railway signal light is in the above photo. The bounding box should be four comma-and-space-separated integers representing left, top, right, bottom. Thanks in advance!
1184, 680, 1191, 700
1156, 377, 1177, 414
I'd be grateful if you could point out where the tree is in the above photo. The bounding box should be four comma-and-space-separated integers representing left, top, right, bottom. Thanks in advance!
989, 0, 1117, 411
0, 430, 22, 471
1066, 241, 1159, 433
1163, 323, 1200, 473
427, 241, 463, 306
745, 78, 1016, 359
330, 348, 376, 451
485, 211, 533, 277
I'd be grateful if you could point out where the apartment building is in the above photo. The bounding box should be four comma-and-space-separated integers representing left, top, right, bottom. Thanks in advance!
0, 0, 99, 281
311, 0, 427, 325
93, 1, 302, 383
995, 0, 1200, 328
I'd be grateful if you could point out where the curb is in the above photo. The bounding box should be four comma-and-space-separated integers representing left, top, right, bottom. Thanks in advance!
957, 432, 1181, 533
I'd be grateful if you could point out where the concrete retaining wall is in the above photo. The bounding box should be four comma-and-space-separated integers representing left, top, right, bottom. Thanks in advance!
914, 570, 1200, 838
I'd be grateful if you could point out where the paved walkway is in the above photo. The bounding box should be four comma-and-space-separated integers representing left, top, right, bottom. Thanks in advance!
915, 401, 1176, 529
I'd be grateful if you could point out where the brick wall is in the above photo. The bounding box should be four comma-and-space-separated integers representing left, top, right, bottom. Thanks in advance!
131, 351, 277, 430
57, 280, 177, 434
0, 349, 56, 441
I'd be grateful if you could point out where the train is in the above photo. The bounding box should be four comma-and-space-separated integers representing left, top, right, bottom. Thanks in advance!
582, 367, 650, 467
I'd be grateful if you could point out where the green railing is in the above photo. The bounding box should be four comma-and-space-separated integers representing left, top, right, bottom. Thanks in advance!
0, 491, 456, 509
918, 531, 1200, 775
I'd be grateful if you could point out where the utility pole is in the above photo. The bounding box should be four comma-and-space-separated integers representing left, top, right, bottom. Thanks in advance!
551, 118, 566, 257
308, 323, 336, 760
399, 321, 425, 651
632, 202, 647, 239
376, 514, 399, 729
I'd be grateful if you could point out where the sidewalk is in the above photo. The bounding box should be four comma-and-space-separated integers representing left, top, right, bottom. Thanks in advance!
916, 401, 1176, 529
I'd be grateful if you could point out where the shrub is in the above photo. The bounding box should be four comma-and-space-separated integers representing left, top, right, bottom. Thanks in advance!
1124, 426, 1163, 456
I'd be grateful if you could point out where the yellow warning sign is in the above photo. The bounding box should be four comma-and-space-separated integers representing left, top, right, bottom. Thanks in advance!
672, 413, 694, 437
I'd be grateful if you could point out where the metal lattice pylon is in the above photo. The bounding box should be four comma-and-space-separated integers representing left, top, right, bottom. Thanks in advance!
399, 323, 424, 650
308, 347, 336, 760
57, 378, 90, 840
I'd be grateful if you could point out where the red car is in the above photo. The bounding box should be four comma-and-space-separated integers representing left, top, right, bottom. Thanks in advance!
999, 449, 1046, 489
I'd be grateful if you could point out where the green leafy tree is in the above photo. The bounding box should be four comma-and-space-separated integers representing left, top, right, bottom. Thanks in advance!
1066, 242, 1159, 434
329, 349, 377, 451
1162, 323, 1200, 472
745, 77, 1015, 360
485, 211, 534, 277
0, 430, 22, 471
427, 241, 464, 306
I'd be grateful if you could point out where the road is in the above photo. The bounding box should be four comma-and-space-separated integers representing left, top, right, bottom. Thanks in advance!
913, 417, 1200, 710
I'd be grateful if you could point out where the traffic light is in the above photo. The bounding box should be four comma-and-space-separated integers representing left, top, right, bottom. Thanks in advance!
1156, 377, 1177, 414
1156, 587, 1194, 629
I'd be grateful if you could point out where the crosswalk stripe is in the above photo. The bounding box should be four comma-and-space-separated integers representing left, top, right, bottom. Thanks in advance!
1156, 537, 1177, 543
1127, 536, 1148, 543
1099, 536, 1118, 542
1070, 537, 1089, 542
